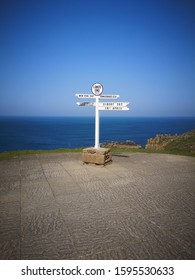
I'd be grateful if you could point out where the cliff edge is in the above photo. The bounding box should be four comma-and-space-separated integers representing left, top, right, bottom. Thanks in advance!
145, 130, 195, 153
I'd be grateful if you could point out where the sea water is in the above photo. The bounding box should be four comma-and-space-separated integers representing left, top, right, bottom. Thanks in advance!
0, 116, 195, 152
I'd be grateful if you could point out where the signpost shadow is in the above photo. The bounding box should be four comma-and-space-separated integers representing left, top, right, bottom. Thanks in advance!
112, 153, 130, 158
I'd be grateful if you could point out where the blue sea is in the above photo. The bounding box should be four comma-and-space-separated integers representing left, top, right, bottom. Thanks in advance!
0, 116, 195, 152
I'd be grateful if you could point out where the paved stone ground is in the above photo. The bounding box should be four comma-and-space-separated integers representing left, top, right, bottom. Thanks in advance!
0, 152, 195, 260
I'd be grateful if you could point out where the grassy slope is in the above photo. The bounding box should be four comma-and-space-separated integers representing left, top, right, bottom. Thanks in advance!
0, 147, 194, 161
0, 148, 83, 161
165, 131, 195, 152
111, 148, 194, 157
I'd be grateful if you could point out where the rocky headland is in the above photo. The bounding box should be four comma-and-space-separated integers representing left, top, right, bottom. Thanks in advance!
102, 130, 195, 154
145, 130, 195, 153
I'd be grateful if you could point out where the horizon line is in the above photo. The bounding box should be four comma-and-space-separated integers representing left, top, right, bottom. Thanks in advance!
0, 115, 195, 118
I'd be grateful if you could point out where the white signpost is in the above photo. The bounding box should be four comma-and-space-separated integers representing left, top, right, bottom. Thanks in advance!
76, 83, 129, 148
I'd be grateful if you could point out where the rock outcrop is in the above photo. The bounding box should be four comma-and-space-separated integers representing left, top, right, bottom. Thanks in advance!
101, 130, 195, 154
145, 130, 195, 152
145, 134, 178, 150
102, 140, 142, 149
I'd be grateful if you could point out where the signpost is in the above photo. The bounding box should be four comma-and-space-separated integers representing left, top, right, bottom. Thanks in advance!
76, 83, 129, 149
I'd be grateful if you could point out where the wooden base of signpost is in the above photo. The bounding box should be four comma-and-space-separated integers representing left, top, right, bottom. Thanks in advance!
82, 147, 112, 166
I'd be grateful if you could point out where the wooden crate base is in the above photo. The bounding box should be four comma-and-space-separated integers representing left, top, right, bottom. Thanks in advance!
82, 147, 112, 165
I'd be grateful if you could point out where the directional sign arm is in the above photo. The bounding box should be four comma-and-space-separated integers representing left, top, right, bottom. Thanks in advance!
75, 94, 95, 98
99, 106, 129, 110
100, 95, 120, 99
76, 94, 120, 99
77, 102, 95, 106
99, 102, 129, 107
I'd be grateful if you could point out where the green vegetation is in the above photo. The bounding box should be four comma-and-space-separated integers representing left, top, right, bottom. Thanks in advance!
110, 148, 195, 157
0, 146, 194, 161
145, 130, 195, 157
0, 148, 83, 161
0, 130, 194, 160
165, 130, 195, 153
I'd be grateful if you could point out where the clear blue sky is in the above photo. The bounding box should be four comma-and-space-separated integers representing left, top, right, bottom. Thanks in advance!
1, 0, 195, 117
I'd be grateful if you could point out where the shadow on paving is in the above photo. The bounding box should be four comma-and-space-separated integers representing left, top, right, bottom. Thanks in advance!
112, 153, 130, 158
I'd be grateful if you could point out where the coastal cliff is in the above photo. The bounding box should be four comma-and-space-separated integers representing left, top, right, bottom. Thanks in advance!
102, 130, 195, 155
145, 130, 195, 153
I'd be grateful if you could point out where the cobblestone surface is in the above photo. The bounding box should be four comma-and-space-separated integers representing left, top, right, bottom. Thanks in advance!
0, 152, 195, 259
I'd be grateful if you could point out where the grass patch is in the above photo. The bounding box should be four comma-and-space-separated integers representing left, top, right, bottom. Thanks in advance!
110, 148, 195, 157
165, 134, 195, 152
0, 148, 83, 161
0, 147, 194, 161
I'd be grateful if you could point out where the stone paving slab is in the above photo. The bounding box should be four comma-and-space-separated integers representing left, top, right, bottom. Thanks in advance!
0, 152, 195, 260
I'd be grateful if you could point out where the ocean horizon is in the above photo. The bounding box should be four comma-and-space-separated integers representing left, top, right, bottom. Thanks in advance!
0, 116, 195, 152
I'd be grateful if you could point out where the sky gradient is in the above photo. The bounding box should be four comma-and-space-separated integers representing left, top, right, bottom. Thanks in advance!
1, 0, 195, 116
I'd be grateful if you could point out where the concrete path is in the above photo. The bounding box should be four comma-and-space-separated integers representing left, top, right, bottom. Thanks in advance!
0, 152, 195, 260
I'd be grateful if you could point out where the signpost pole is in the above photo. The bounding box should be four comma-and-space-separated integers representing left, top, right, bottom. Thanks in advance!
95, 96, 100, 148
75, 83, 129, 165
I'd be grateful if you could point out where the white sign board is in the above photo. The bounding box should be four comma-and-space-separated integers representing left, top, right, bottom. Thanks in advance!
99, 106, 129, 111
100, 95, 120, 99
77, 102, 129, 107
76, 94, 120, 99
99, 102, 129, 107
77, 102, 95, 106
76, 94, 95, 98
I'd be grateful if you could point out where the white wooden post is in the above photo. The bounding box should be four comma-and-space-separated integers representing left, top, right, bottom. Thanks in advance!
95, 96, 100, 148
